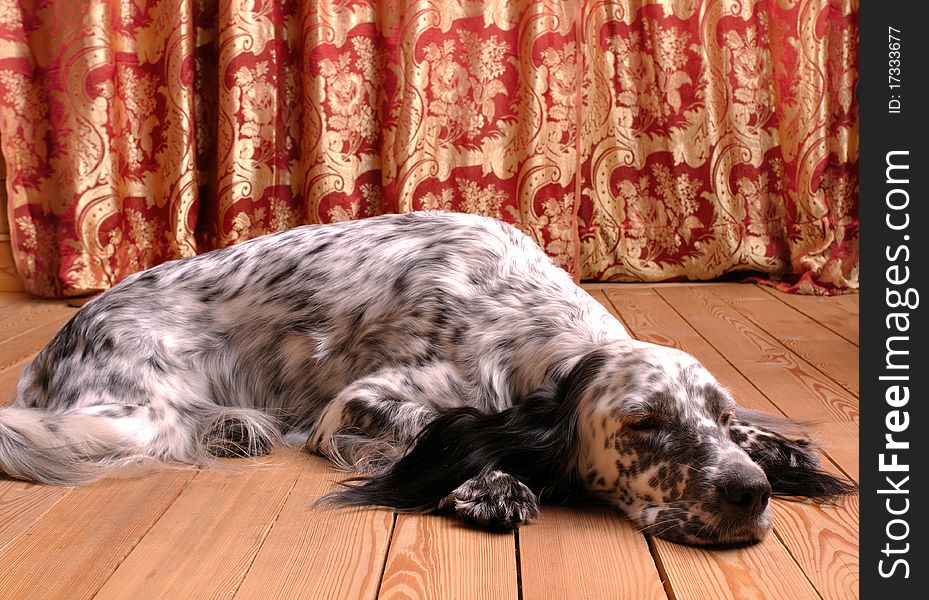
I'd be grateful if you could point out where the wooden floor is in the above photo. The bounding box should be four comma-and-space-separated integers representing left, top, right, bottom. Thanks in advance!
0, 283, 858, 599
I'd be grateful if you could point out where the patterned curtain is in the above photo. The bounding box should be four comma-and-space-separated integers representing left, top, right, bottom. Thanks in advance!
0, 0, 857, 298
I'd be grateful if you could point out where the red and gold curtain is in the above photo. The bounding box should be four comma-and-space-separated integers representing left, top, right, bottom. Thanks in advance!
0, 0, 857, 298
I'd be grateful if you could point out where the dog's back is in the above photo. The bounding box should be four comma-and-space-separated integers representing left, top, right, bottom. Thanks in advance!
2, 212, 621, 484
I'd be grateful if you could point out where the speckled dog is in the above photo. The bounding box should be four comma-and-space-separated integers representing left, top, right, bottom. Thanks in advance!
0, 212, 852, 546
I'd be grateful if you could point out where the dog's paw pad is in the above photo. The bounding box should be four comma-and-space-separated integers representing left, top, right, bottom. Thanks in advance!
448, 470, 540, 529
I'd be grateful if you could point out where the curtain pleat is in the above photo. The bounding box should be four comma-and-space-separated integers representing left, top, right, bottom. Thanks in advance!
0, 0, 857, 297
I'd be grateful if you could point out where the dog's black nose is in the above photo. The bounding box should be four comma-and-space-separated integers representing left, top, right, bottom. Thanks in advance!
717, 466, 771, 516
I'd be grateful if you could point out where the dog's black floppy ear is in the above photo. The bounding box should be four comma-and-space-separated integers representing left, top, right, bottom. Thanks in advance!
325, 350, 609, 512
729, 408, 856, 499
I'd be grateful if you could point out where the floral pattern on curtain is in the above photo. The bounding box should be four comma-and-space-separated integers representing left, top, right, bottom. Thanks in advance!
0, 0, 857, 298
577, 1, 858, 294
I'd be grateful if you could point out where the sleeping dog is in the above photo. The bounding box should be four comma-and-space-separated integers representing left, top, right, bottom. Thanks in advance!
0, 212, 853, 546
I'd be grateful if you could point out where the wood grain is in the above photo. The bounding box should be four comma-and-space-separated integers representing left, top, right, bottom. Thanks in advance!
757, 286, 859, 346
772, 495, 859, 600
519, 504, 666, 600
600, 288, 782, 412
0, 360, 29, 403
0, 287, 859, 600
0, 302, 78, 554
828, 293, 860, 315
0, 305, 74, 407
710, 285, 858, 395
652, 535, 820, 600
806, 422, 859, 482
0, 313, 75, 373
0, 480, 73, 554
0, 292, 29, 308
96, 451, 307, 600
0, 471, 195, 600
0, 300, 74, 345
0, 306, 64, 392
235, 455, 394, 600
378, 514, 518, 600
655, 286, 859, 428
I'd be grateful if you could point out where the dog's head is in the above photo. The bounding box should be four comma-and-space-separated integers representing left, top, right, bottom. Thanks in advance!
575, 342, 853, 546
328, 343, 853, 546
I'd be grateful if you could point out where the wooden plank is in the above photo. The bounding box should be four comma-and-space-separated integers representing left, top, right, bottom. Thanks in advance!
654, 286, 858, 428
0, 359, 29, 403
235, 455, 394, 600
0, 470, 195, 600
828, 293, 860, 315
378, 514, 517, 600
96, 450, 307, 600
0, 314, 73, 374
710, 285, 858, 395
0, 301, 75, 345
0, 308, 68, 400
0, 295, 66, 313
0, 292, 32, 309
67, 294, 99, 308
652, 535, 820, 600
601, 287, 786, 416
585, 282, 731, 290
0, 299, 77, 555
807, 422, 858, 482
519, 504, 665, 600
0, 308, 74, 407
0, 481, 73, 554
757, 286, 859, 346
772, 495, 859, 600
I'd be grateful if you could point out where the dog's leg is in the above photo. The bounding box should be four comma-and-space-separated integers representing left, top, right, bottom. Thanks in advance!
200, 409, 278, 458
441, 469, 540, 528
308, 362, 465, 471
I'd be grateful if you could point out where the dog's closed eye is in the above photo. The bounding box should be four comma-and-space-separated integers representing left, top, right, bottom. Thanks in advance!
625, 415, 658, 432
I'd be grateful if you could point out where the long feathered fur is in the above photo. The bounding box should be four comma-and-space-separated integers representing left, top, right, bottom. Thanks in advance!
730, 408, 857, 500
326, 350, 608, 511
1, 212, 854, 545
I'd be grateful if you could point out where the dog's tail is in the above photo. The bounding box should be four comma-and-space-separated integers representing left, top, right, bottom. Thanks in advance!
0, 404, 282, 485
0, 405, 153, 485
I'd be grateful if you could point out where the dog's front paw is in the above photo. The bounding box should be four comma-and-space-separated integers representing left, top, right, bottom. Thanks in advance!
445, 470, 540, 529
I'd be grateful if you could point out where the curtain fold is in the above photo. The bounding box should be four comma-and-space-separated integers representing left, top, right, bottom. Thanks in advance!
0, 0, 857, 298
576, 0, 858, 294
